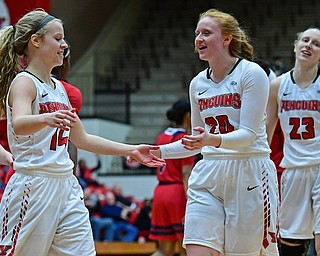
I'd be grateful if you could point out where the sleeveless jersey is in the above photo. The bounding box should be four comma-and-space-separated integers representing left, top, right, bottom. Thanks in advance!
155, 127, 195, 183
277, 69, 320, 168
190, 58, 270, 158
6, 71, 73, 174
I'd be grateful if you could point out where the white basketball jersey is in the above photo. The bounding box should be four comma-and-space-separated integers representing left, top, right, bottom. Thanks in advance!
278, 69, 320, 168
6, 71, 73, 174
190, 58, 270, 157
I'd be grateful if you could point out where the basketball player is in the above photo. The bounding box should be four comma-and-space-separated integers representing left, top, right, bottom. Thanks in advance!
4, 39, 82, 183
0, 9, 165, 256
150, 99, 195, 256
129, 8, 279, 256
266, 27, 320, 256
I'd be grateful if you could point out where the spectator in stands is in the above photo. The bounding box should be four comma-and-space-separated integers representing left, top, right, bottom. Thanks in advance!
84, 187, 116, 242
266, 27, 320, 256
78, 155, 102, 188
150, 99, 195, 256
101, 191, 139, 242
112, 182, 135, 207
135, 198, 152, 242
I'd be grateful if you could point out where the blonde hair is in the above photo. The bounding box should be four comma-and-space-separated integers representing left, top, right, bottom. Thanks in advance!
0, 9, 60, 118
294, 27, 320, 46
198, 9, 254, 61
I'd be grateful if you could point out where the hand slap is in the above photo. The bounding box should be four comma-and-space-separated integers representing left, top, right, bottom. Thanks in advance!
129, 145, 166, 168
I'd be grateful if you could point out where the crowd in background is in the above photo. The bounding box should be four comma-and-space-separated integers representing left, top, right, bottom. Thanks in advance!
74, 158, 153, 243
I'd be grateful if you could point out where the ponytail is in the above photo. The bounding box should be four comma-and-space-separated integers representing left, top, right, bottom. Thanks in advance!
0, 25, 20, 118
0, 9, 59, 118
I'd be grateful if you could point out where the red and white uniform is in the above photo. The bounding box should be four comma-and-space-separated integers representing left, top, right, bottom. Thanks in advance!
149, 127, 195, 241
8, 72, 73, 174
160, 59, 279, 256
0, 71, 95, 256
277, 69, 320, 239
3, 77, 83, 184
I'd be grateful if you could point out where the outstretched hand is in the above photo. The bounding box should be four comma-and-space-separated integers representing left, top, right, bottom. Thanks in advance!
128, 145, 165, 168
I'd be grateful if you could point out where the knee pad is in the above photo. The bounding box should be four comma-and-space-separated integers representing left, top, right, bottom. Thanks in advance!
279, 238, 310, 256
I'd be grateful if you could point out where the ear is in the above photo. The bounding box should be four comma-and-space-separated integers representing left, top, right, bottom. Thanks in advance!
223, 35, 233, 46
29, 34, 41, 48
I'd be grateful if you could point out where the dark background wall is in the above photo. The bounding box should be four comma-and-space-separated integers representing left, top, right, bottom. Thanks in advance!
51, 0, 124, 65
2, 0, 124, 65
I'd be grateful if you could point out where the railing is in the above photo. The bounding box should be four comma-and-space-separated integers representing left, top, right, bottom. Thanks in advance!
69, 47, 147, 124
69, 71, 137, 124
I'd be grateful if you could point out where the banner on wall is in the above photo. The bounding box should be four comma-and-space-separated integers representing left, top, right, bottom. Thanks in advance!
0, 0, 10, 28
4, 0, 50, 25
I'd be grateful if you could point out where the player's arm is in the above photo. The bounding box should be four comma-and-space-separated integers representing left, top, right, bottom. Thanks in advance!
266, 76, 281, 144
69, 117, 165, 167
9, 76, 37, 134
69, 117, 135, 155
159, 77, 203, 158
9, 76, 76, 135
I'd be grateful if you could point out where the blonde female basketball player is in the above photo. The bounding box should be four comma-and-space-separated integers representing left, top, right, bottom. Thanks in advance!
267, 27, 320, 256
0, 9, 164, 256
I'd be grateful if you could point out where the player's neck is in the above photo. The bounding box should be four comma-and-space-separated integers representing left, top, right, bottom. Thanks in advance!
293, 65, 319, 89
209, 57, 237, 83
25, 66, 52, 85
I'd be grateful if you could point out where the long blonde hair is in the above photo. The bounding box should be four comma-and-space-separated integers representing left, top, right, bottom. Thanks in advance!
0, 9, 60, 118
198, 9, 254, 61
